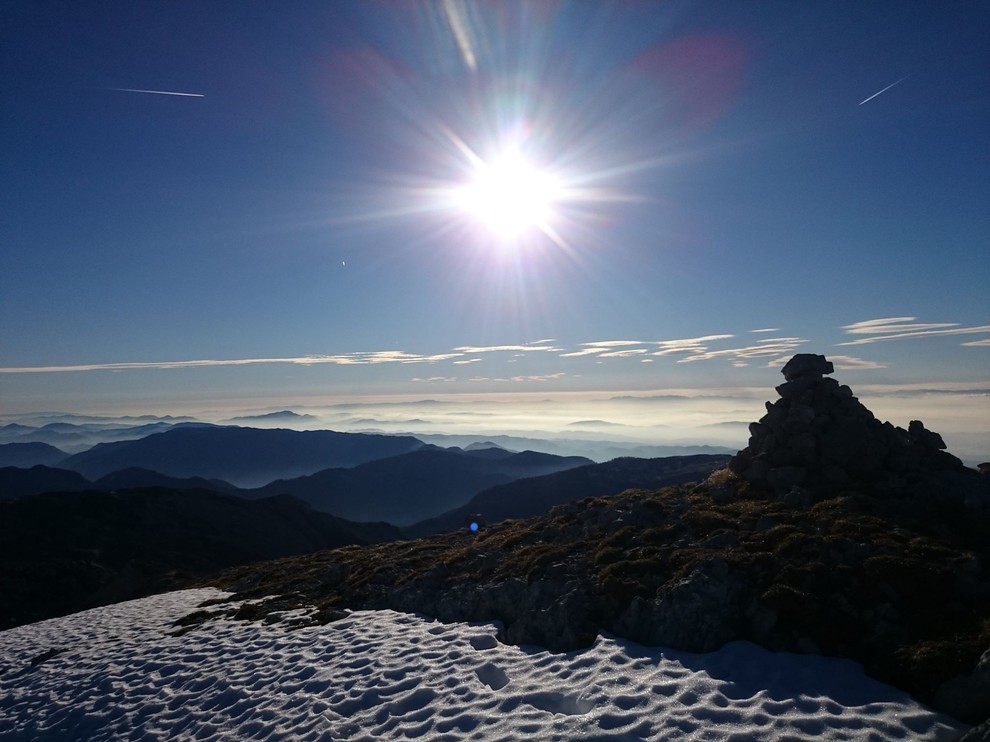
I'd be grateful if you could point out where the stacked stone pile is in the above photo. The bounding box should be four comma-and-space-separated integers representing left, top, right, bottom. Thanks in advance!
729, 353, 966, 498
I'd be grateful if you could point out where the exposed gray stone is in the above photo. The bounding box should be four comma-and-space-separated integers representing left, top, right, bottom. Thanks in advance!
613, 557, 743, 652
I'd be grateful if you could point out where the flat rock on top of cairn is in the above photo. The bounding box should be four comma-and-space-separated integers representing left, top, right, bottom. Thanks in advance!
781, 353, 834, 381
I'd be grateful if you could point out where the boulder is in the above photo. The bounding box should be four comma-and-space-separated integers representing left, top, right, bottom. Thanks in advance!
781, 353, 834, 381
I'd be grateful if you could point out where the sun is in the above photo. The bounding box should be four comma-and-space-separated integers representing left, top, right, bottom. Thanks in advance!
454, 148, 564, 241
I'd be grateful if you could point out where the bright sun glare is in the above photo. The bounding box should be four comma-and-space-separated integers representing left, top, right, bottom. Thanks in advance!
455, 149, 564, 241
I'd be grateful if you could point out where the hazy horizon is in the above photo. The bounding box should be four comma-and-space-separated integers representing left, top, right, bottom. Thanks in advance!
4, 375, 986, 466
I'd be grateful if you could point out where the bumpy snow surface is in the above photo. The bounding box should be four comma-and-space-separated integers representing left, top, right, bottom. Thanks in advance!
0, 588, 968, 741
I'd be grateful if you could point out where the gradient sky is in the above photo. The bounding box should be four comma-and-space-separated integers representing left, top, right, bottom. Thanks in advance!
1, 2, 988, 449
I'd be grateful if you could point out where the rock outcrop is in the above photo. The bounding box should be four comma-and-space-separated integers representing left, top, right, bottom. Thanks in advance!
729, 353, 977, 504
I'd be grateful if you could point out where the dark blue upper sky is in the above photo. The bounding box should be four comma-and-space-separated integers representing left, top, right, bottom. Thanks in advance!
2, 1, 988, 416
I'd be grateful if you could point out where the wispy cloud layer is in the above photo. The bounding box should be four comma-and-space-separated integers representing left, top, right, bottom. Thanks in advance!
0, 352, 465, 374
839, 317, 990, 346
453, 342, 562, 353
3, 318, 985, 377
829, 355, 887, 371
676, 338, 807, 363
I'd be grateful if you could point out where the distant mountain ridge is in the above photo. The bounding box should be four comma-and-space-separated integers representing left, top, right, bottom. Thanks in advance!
0, 466, 239, 500
411, 433, 735, 462
405, 454, 731, 537
224, 410, 319, 424
0, 421, 183, 453
61, 426, 426, 487
251, 447, 592, 526
1, 448, 593, 526
0, 442, 67, 468
0, 466, 90, 499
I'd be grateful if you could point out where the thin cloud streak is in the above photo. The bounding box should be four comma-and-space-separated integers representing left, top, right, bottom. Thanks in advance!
839, 317, 990, 346
0, 352, 465, 374
829, 355, 887, 371
454, 343, 563, 353
859, 75, 910, 106
843, 317, 958, 335
600, 348, 648, 358
109, 87, 204, 98
678, 339, 807, 363
580, 340, 646, 348
468, 373, 566, 383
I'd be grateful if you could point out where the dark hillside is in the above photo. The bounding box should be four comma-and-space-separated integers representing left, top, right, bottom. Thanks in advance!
94, 467, 239, 494
406, 453, 729, 537
0, 488, 401, 630
0, 466, 89, 500
252, 447, 591, 525
0, 442, 68, 468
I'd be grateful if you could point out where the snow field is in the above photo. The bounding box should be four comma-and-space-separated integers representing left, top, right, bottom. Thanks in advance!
0, 588, 968, 741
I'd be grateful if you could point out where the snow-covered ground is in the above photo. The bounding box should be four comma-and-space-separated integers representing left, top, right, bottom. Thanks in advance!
0, 588, 969, 741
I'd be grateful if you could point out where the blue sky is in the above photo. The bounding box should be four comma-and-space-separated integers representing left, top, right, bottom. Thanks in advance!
1, 2, 987, 453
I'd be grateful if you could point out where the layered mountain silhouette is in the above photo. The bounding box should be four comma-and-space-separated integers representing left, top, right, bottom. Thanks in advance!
250, 447, 592, 526
2, 447, 593, 526
0, 442, 67, 468
224, 410, 319, 424
0, 488, 401, 630
405, 454, 731, 537
0, 466, 90, 499
413, 432, 734, 462
0, 421, 182, 453
0, 466, 238, 500
61, 426, 426, 487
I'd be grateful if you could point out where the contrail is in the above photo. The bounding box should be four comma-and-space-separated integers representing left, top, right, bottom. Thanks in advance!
859, 75, 910, 106
110, 87, 204, 98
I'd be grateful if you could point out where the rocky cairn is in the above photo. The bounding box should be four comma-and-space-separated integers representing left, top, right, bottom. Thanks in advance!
729, 353, 969, 502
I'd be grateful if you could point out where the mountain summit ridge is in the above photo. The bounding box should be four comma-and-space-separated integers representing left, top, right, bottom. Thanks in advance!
206, 354, 990, 725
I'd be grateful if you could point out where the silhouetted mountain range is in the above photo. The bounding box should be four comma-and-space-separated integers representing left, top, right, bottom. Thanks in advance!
224, 410, 319, 424
411, 433, 734, 462
250, 447, 592, 525
61, 426, 426, 487
0, 442, 67, 468
0, 466, 239, 500
0, 466, 90, 499
0, 421, 182, 453
1, 448, 592, 526
93, 468, 240, 494
405, 454, 731, 537
0, 488, 402, 630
